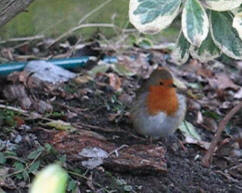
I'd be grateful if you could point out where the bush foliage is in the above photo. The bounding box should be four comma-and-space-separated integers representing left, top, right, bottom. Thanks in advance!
129, 0, 242, 64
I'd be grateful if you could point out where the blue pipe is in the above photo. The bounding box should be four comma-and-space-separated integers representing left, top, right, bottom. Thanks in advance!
0, 56, 118, 76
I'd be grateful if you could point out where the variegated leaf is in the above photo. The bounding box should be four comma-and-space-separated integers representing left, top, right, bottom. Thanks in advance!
129, 0, 181, 34
233, 11, 242, 40
171, 31, 190, 65
203, 0, 242, 11
210, 11, 242, 59
190, 31, 221, 62
182, 0, 209, 47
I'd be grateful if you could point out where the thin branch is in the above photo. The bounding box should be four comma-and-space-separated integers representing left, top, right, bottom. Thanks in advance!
79, 0, 113, 24
0, 104, 29, 115
48, 23, 116, 48
0, 35, 44, 44
201, 101, 242, 167
48, 0, 114, 48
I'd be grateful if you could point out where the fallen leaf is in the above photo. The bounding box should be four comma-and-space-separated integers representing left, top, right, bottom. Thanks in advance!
79, 147, 108, 169
107, 73, 122, 92
3, 85, 32, 109
179, 121, 201, 141
234, 88, 242, 99
117, 54, 154, 78
184, 136, 210, 150
32, 100, 53, 114
74, 74, 93, 84
111, 63, 136, 77
228, 164, 242, 180
208, 73, 239, 90
45, 120, 75, 131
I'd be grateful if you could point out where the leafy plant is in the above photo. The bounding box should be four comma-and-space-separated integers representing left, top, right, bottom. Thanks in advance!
129, 0, 242, 64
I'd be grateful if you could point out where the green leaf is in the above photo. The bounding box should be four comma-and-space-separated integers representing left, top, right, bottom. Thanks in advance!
233, 11, 242, 40
30, 164, 68, 193
28, 160, 41, 174
182, 0, 209, 46
44, 143, 53, 153
133, 0, 181, 24
27, 147, 44, 160
210, 11, 242, 59
58, 155, 67, 165
204, 0, 242, 11
124, 185, 133, 192
67, 179, 77, 192
22, 170, 29, 181
171, 31, 190, 64
129, 0, 181, 34
0, 152, 6, 164
179, 121, 201, 141
14, 162, 24, 171
190, 31, 221, 62
14, 162, 25, 180
4, 151, 17, 157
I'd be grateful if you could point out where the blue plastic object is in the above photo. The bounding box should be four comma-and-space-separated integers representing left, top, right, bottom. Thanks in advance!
0, 56, 118, 76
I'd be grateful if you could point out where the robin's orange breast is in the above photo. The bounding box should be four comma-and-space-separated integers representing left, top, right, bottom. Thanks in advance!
147, 85, 179, 116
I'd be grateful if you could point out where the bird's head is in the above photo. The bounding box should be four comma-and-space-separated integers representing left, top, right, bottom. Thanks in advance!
144, 68, 179, 116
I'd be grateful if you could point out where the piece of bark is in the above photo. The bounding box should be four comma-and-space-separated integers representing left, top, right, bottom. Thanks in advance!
104, 144, 167, 174
0, 0, 35, 28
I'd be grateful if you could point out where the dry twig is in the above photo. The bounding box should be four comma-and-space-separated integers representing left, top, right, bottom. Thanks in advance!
48, 23, 116, 48
78, 0, 113, 24
0, 35, 44, 44
201, 101, 242, 167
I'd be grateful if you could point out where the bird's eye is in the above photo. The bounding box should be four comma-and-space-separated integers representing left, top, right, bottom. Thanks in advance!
159, 81, 164, 85
171, 83, 177, 88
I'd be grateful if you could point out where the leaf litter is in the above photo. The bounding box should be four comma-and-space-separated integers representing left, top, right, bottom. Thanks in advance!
0, 37, 241, 192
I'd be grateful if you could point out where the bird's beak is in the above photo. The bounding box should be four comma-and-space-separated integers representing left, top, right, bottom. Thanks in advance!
173, 78, 187, 90
171, 83, 177, 88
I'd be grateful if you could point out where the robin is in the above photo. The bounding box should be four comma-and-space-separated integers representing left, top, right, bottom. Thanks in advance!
131, 67, 186, 139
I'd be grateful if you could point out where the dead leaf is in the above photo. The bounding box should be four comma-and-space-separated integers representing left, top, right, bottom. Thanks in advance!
117, 54, 154, 78
7, 71, 30, 85
201, 117, 218, 132
196, 111, 203, 124
3, 85, 28, 101
32, 100, 53, 114
184, 136, 210, 150
228, 164, 242, 180
0, 168, 16, 189
208, 73, 239, 90
234, 88, 242, 99
14, 116, 25, 127
3, 85, 32, 109
107, 73, 122, 92
79, 147, 108, 169
197, 68, 214, 78
74, 74, 93, 84
118, 93, 133, 105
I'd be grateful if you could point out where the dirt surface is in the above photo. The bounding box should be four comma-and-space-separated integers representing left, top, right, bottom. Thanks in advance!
0, 39, 242, 193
